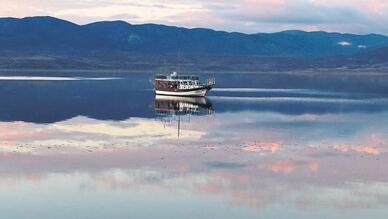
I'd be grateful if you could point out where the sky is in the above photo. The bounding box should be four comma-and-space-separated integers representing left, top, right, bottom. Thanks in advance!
1, 0, 388, 34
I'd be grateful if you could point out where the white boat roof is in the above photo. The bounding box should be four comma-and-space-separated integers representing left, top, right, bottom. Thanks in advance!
155, 73, 200, 81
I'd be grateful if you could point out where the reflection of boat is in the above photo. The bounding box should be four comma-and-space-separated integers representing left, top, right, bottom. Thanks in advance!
155, 95, 214, 117
153, 72, 215, 97
154, 95, 214, 138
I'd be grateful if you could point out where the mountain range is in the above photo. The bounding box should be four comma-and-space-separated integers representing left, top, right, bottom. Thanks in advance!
0, 16, 388, 71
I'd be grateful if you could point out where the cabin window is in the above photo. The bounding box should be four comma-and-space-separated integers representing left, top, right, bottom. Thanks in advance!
155, 75, 167, 79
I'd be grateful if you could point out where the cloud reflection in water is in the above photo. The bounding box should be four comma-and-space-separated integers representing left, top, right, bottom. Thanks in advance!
0, 107, 387, 217
1, 80, 388, 218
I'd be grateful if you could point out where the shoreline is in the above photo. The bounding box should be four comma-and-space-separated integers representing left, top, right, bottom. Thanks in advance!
1, 67, 388, 76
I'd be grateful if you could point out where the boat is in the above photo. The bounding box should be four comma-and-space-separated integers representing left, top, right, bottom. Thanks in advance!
153, 72, 215, 97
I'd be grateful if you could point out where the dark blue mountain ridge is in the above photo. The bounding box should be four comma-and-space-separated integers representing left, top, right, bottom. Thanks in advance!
354, 46, 388, 63
1, 16, 388, 58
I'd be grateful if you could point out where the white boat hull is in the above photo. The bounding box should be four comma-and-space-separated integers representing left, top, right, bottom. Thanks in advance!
155, 88, 209, 97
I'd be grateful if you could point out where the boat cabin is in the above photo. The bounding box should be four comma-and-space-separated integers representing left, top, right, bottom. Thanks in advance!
155, 72, 202, 91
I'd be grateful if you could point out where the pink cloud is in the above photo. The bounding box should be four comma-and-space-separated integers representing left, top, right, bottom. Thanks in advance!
335, 145, 380, 155
260, 160, 320, 174
242, 141, 282, 153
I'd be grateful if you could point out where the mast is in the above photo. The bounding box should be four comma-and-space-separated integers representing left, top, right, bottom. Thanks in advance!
177, 113, 181, 139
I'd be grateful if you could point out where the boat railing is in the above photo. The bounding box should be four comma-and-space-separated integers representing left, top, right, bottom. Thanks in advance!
201, 78, 215, 86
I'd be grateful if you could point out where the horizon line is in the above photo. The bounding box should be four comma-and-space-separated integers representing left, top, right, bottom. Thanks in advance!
1, 15, 387, 37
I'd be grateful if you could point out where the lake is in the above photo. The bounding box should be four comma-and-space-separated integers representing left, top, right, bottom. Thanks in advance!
0, 71, 388, 219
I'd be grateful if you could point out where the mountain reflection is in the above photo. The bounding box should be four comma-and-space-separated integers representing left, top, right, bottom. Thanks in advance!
1, 77, 388, 124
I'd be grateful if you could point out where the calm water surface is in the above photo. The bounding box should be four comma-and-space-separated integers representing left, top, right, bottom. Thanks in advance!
0, 72, 388, 219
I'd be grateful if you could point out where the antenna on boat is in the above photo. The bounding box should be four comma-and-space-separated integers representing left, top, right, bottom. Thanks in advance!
177, 114, 181, 139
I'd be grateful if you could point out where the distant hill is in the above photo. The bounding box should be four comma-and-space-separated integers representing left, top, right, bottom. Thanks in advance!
1, 16, 388, 70
355, 46, 388, 63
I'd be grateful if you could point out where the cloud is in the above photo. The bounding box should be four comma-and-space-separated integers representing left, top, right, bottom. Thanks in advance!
259, 160, 319, 174
0, 116, 205, 153
242, 141, 282, 153
338, 41, 352, 46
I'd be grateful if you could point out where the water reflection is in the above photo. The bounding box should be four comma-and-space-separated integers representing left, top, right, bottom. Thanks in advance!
0, 74, 388, 219
1, 76, 388, 123
155, 95, 214, 117
155, 95, 214, 138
